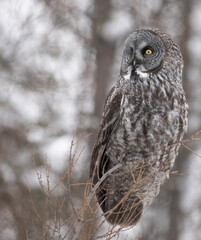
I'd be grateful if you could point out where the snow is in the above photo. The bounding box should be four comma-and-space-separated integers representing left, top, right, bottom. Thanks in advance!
102, 9, 133, 41
0, 164, 16, 183
42, 136, 71, 172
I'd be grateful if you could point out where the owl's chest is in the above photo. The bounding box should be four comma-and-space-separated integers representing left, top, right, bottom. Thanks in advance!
111, 87, 185, 157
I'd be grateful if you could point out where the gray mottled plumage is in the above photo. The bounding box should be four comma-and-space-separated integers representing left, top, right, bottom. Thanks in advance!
90, 28, 188, 226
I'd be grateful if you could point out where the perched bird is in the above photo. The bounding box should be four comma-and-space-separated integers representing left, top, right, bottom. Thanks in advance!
90, 28, 188, 226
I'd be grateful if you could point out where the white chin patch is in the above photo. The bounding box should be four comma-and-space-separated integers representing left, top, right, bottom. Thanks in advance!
123, 66, 133, 80
123, 71, 131, 80
136, 69, 149, 78
123, 67, 149, 80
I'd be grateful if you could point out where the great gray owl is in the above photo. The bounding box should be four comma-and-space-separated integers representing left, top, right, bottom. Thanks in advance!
90, 28, 188, 226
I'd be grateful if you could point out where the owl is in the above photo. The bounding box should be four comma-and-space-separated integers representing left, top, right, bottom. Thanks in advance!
90, 28, 188, 226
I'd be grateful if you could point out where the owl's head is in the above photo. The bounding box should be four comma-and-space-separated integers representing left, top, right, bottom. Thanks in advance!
120, 29, 182, 80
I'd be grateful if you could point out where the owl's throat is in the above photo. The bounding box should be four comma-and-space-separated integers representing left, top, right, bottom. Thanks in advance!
123, 67, 149, 80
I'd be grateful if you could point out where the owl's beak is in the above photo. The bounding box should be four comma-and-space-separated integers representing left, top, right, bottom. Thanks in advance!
133, 60, 136, 67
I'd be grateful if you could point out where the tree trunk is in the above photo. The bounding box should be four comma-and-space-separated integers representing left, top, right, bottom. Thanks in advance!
82, 1, 116, 239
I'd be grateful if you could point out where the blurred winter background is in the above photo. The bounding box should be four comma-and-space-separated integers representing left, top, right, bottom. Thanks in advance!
0, 0, 201, 239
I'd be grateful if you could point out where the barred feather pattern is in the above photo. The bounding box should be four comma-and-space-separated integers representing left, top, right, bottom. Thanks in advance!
90, 28, 188, 226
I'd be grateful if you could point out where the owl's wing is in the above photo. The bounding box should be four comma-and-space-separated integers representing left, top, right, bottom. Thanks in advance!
90, 86, 122, 182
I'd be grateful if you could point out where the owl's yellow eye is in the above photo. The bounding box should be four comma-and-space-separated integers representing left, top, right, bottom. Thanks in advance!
145, 49, 152, 55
